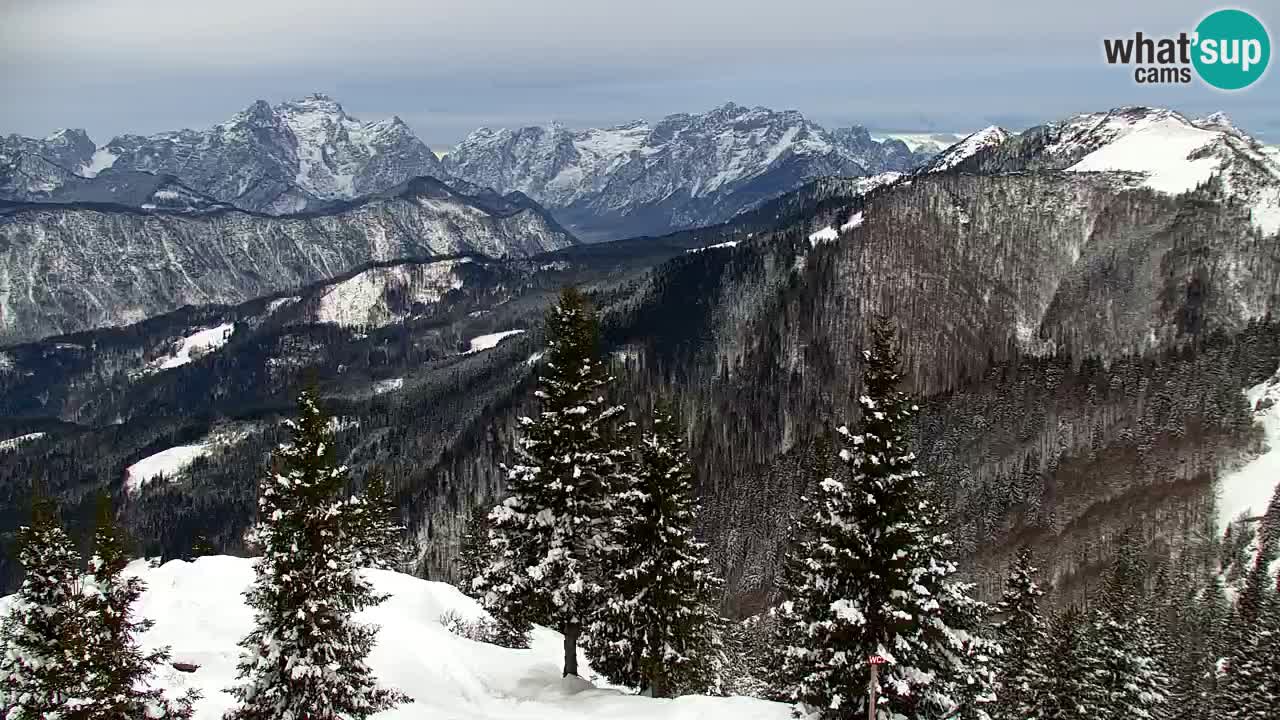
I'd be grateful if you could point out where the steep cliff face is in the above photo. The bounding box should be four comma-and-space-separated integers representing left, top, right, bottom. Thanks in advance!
443, 103, 932, 240
0, 178, 576, 344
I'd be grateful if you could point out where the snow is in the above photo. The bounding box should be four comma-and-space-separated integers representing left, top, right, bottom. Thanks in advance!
466, 329, 526, 353
839, 211, 865, 232
930, 126, 1010, 171
79, 147, 118, 178
373, 377, 405, 395
808, 226, 839, 246
149, 323, 235, 371
125, 443, 211, 494
1068, 115, 1223, 196
1217, 366, 1280, 530
0, 432, 45, 452
2, 556, 790, 720
315, 260, 468, 328
686, 240, 739, 253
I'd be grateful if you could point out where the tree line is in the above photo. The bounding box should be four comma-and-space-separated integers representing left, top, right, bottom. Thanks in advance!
3, 286, 1278, 718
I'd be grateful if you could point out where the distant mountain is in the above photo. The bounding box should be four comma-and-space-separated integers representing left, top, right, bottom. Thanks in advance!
0, 176, 576, 344
0, 129, 97, 200
0, 94, 449, 214
443, 102, 935, 240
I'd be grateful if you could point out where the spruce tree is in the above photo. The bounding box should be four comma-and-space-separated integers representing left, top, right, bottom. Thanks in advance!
583, 403, 724, 697
458, 503, 495, 597
1085, 531, 1168, 720
0, 494, 88, 720
991, 546, 1049, 720
225, 388, 410, 720
350, 469, 408, 570
1037, 607, 1100, 720
80, 495, 197, 719
475, 287, 627, 677
773, 318, 998, 719
458, 503, 531, 649
1215, 481, 1280, 718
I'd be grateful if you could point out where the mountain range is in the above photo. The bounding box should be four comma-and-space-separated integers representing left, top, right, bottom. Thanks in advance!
1, 102, 1277, 617
0, 96, 936, 242
442, 102, 936, 239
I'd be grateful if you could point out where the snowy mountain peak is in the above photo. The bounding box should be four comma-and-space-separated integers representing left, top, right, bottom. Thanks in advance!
444, 102, 935, 239
922, 125, 1011, 172
74, 95, 450, 214
915, 106, 1280, 237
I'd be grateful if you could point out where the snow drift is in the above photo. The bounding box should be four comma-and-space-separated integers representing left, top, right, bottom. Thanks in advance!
0, 556, 788, 720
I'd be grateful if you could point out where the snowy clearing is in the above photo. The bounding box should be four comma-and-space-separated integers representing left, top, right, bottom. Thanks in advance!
467, 329, 525, 354
79, 147, 119, 178
1217, 366, 1280, 530
840, 211, 865, 232
125, 443, 211, 495
373, 377, 405, 394
149, 323, 235, 371
1068, 115, 1222, 196
0, 432, 45, 452
808, 226, 838, 246
686, 240, 739, 253
27, 556, 791, 720
315, 261, 468, 329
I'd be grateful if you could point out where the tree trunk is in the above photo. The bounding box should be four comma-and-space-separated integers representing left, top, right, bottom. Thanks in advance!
563, 622, 580, 677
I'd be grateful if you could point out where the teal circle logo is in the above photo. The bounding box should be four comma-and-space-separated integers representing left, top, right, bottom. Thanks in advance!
1192, 9, 1270, 90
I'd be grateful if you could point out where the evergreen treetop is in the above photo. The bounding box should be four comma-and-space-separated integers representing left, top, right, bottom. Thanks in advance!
225, 387, 409, 720
477, 287, 628, 676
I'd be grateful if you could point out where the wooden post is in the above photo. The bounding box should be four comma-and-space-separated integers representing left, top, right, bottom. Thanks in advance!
868, 660, 879, 720
867, 655, 884, 720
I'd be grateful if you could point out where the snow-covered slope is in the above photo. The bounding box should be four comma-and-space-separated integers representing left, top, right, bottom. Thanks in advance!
1, 556, 788, 720
1217, 365, 1280, 529
145, 323, 235, 372
465, 329, 526, 353
920, 125, 1011, 172
444, 103, 933, 239
0, 180, 574, 344
314, 259, 471, 329
125, 443, 212, 494
922, 107, 1280, 237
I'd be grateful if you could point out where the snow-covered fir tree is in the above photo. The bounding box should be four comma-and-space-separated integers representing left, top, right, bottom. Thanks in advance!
458, 503, 531, 649
475, 287, 628, 677
225, 388, 409, 720
349, 469, 408, 570
584, 403, 724, 697
1084, 531, 1168, 720
773, 318, 998, 719
79, 496, 197, 719
1037, 607, 1100, 720
991, 546, 1048, 720
0, 494, 88, 720
458, 503, 494, 597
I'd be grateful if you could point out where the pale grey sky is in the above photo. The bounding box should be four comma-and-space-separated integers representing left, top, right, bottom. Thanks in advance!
1, 0, 1276, 145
